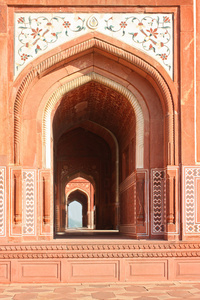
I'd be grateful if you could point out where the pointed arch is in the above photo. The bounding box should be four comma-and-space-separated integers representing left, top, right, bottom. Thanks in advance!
13, 36, 175, 166
43, 72, 144, 169
66, 188, 90, 201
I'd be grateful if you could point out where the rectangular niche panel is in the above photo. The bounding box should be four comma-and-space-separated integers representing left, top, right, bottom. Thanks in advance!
68, 260, 119, 282
17, 261, 61, 282
0, 262, 10, 282
175, 260, 200, 280
126, 259, 168, 281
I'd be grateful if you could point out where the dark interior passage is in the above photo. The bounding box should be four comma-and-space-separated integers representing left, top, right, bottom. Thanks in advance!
53, 81, 137, 237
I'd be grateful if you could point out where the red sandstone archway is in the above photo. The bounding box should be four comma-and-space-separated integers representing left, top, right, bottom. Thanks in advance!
12, 34, 179, 240
13, 34, 177, 167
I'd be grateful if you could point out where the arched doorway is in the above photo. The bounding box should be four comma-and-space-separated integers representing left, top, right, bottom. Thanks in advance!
54, 122, 119, 233
52, 75, 143, 235
50, 73, 158, 238
65, 178, 95, 230
15, 36, 179, 240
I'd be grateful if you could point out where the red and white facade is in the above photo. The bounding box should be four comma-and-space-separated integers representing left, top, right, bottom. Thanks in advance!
0, 0, 200, 282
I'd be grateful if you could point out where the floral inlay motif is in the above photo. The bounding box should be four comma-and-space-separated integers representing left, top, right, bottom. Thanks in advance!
105, 15, 172, 71
15, 13, 173, 79
15, 14, 85, 72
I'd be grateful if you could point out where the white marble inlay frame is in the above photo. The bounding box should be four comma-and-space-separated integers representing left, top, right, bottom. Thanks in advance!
14, 13, 173, 79
183, 166, 200, 235
0, 167, 6, 237
22, 170, 36, 235
151, 168, 166, 235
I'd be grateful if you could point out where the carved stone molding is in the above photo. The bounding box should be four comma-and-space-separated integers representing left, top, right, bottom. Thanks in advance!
1, 242, 200, 259
1, 252, 200, 259
2, 242, 200, 251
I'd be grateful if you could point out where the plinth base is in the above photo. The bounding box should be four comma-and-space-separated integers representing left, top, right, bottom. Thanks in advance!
1, 239, 200, 283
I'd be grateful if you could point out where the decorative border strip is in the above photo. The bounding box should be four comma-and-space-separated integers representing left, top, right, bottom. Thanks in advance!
1, 242, 200, 259
1, 242, 200, 251
22, 170, 36, 235
0, 167, 6, 237
151, 169, 166, 235
1, 251, 200, 259
183, 166, 200, 235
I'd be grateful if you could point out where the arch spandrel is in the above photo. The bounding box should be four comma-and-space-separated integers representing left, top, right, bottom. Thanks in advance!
14, 13, 173, 79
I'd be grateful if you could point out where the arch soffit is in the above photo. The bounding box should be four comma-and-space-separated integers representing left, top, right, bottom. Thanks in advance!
13, 36, 175, 165
54, 120, 118, 155
66, 188, 89, 203
37, 67, 150, 129
43, 72, 144, 169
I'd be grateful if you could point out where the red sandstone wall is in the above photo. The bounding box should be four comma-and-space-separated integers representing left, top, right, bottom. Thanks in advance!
0, 0, 200, 285
0, 0, 198, 243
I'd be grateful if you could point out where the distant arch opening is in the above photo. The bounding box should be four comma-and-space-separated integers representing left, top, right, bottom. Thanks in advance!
68, 200, 83, 229
65, 178, 95, 230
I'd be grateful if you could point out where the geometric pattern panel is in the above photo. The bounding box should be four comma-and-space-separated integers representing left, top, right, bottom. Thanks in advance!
184, 167, 200, 234
151, 169, 166, 235
22, 170, 36, 235
0, 167, 6, 236
15, 13, 173, 79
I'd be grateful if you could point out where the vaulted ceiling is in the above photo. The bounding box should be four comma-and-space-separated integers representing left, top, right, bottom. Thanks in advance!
53, 81, 136, 145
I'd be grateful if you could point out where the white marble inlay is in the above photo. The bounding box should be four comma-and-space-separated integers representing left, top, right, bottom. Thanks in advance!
22, 170, 36, 235
14, 13, 173, 79
0, 167, 6, 237
183, 167, 200, 235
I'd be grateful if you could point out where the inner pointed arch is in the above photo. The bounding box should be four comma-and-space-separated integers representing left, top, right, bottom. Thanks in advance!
43, 72, 144, 169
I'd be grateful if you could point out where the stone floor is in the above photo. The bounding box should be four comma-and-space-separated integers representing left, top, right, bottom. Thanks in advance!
1, 282, 200, 299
